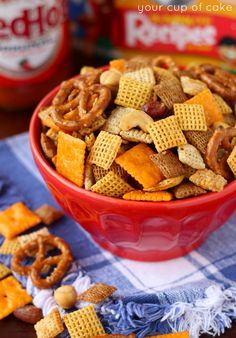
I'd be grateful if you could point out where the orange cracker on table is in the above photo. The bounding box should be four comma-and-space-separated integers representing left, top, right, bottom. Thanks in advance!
123, 190, 173, 202
0, 202, 40, 240
34, 307, 64, 338
185, 89, 223, 126
147, 116, 187, 153
91, 171, 133, 197
115, 143, 164, 189
34, 204, 64, 225
115, 76, 153, 110
148, 332, 189, 338
64, 305, 105, 338
0, 276, 32, 320
56, 131, 86, 187
89, 131, 122, 170
77, 283, 117, 304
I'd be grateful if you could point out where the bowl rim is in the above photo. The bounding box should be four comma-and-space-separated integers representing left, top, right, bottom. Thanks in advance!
29, 81, 236, 209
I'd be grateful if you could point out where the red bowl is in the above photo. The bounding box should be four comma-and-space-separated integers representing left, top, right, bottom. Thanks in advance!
29, 86, 236, 262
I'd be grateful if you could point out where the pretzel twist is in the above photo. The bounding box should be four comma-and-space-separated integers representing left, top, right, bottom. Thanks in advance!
11, 235, 73, 289
51, 80, 111, 131
206, 127, 236, 180
197, 64, 236, 101
152, 55, 180, 77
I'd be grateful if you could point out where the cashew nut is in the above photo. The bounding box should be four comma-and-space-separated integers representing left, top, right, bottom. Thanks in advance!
119, 109, 154, 133
100, 69, 121, 90
80, 66, 97, 75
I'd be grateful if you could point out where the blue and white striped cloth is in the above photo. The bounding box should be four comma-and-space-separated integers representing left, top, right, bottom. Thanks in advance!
0, 133, 236, 338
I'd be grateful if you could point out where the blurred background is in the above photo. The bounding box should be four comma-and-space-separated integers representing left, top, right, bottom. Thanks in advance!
1, 0, 236, 138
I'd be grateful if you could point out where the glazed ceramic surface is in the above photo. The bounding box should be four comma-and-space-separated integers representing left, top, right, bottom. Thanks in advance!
29, 86, 236, 261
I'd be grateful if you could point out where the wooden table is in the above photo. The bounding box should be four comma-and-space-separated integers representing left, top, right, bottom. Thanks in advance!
0, 108, 235, 338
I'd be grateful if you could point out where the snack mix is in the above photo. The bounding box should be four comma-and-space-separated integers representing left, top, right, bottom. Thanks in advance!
39, 56, 236, 201
0, 201, 190, 337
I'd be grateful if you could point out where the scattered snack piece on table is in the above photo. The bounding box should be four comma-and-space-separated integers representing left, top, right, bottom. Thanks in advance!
148, 333, 189, 338
38, 56, 236, 201
0, 202, 40, 239
18, 227, 50, 247
64, 305, 105, 338
0, 238, 20, 255
189, 169, 227, 192
123, 190, 173, 202
0, 263, 11, 280
0, 276, 32, 320
34, 307, 64, 338
14, 305, 43, 324
115, 143, 163, 189
56, 132, 86, 187
11, 234, 73, 288
77, 283, 117, 304
54, 285, 77, 309
34, 204, 64, 225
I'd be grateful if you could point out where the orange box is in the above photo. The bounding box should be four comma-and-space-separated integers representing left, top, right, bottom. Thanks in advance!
113, 0, 236, 71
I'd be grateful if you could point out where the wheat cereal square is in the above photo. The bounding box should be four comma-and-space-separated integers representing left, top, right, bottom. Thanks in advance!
34, 308, 64, 338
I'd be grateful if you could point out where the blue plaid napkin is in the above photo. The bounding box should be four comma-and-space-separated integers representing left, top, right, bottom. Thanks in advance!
0, 133, 236, 338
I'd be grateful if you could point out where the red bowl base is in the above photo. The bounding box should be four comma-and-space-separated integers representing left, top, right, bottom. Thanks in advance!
92, 235, 207, 262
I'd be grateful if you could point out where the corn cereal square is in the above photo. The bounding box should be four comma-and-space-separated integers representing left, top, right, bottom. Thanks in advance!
174, 104, 207, 131
89, 131, 122, 170
147, 116, 187, 152
115, 76, 153, 110
185, 89, 223, 126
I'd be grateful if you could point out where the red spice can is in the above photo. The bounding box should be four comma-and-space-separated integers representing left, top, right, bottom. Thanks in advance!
0, 0, 71, 109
